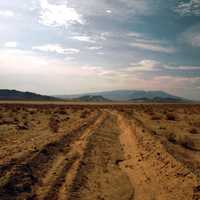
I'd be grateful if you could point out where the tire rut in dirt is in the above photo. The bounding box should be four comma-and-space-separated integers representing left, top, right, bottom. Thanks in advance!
118, 112, 197, 200
68, 113, 134, 200
133, 113, 200, 199
37, 113, 107, 200
0, 112, 102, 200
132, 114, 200, 180
32, 154, 79, 200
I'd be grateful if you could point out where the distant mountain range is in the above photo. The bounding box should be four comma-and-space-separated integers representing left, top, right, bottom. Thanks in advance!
73, 95, 111, 102
0, 90, 58, 101
0, 89, 190, 103
56, 90, 186, 102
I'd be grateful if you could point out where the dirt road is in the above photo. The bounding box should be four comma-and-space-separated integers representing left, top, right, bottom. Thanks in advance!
116, 112, 197, 200
0, 106, 199, 200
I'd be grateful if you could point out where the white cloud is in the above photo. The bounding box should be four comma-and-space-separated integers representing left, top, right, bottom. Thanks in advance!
66, 0, 153, 17
0, 49, 199, 99
191, 33, 200, 46
39, 0, 83, 27
0, 49, 100, 77
0, 10, 14, 17
126, 59, 200, 72
175, 0, 200, 16
70, 36, 96, 43
184, 32, 200, 47
0, 49, 105, 94
81, 66, 103, 75
32, 44, 80, 54
126, 32, 176, 53
130, 39, 175, 53
166, 65, 200, 70
69, 32, 108, 44
0, 49, 51, 75
0, 49, 114, 78
5, 42, 17, 48
127, 60, 161, 71
180, 24, 200, 47
106, 10, 112, 14
97, 52, 105, 55
64, 57, 75, 61
113, 75, 200, 99
81, 65, 117, 77
154, 76, 200, 89
87, 46, 102, 50
127, 32, 144, 38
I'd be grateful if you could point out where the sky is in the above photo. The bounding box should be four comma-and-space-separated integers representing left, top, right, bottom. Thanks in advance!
0, 0, 200, 100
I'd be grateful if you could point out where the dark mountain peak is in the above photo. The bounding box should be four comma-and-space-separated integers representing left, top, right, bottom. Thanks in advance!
55, 89, 185, 102
74, 95, 111, 102
0, 89, 58, 101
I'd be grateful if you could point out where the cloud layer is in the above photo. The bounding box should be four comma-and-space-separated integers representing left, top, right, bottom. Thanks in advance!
0, 0, 199, 99
32, 44, 80, 55
39, 0, 83, 27
175, 0, 200, 16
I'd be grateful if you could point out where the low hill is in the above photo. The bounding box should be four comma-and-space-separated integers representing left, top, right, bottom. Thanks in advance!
0, 89, 58, 101
73, 95, 111, 102
129, 97, 189, 103
56, 90, 185, 102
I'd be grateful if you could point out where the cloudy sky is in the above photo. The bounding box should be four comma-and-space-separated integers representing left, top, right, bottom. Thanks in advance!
0, 0, 200, 99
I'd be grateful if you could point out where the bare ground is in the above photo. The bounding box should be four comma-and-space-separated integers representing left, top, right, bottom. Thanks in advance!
0, 103, 200, 200
116, 112, 197, 200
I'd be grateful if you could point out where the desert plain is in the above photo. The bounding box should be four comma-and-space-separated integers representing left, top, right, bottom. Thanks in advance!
0, 102, 200, 200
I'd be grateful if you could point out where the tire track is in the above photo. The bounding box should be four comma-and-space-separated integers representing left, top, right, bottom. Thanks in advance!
116, 112, 197, 200
37, 111, 107, 200
68, 112, 134, 200
131, 112, 200, 200
0, 111, 102, 200
0, 112, 95, 176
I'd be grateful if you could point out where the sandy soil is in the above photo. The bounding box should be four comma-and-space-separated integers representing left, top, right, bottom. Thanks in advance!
0, 103, 199, 200
116, 112, 197, 200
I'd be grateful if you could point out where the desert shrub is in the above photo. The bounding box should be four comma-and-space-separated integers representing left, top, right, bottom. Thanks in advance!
29, 110, 36, 115
166, 132, 177, 143
159, 126, 166, 130
0, 118, 14, 125
162, 110, 168, 115
151, 114, 162, 121
38, 108, 43, 112
45, 110, 52, 115
190, 128, 198, 134
12, 108, 19, 113
126, 109, 134, 116
57, 109, 68, 115
119, 109, 125, 113
180, 135, 195, 149
80, 110, 90, 118
193, 122, 200, 128
22, 114, 27, 120
13, 117, 19, 123
65, 116, 70, 121
22, 108, 28, 112
49, 116, 59, 133
17, 121, 30, 130
147, 111, 155, 117
166, 113, 177, 121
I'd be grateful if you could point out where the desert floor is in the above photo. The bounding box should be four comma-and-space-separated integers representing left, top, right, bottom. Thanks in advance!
0, 103, 200, 200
